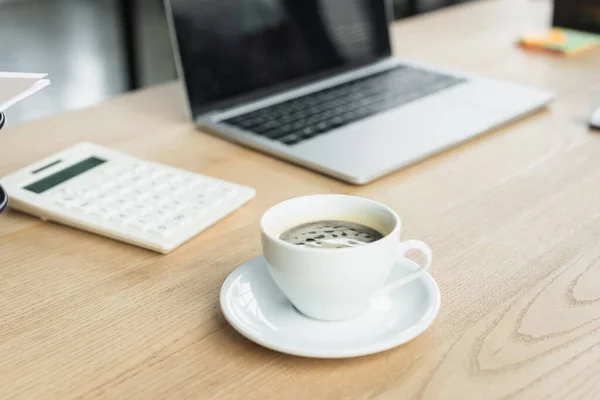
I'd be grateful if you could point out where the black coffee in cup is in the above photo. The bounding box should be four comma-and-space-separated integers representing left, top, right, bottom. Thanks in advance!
279, 220, 383, 249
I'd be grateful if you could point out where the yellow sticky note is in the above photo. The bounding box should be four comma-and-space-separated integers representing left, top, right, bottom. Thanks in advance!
519, 28, 600, 55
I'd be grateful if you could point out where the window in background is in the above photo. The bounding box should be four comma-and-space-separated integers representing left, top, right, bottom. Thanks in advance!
0, 0, 129, 126
0, 0, 176, 127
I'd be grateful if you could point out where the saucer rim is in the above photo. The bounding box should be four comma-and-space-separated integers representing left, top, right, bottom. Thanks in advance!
220, 256, 441, 358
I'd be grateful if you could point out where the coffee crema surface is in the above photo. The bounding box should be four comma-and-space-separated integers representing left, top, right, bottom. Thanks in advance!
279, 220, 384, 249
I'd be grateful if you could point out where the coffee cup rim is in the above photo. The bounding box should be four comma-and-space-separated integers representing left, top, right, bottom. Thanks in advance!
260, 194, 401, 253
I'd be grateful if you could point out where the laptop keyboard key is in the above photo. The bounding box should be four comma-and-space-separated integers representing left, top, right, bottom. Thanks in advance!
223, 65, 466, 146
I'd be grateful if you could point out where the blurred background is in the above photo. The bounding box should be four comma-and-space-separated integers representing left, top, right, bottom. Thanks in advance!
0, 0, 477, 127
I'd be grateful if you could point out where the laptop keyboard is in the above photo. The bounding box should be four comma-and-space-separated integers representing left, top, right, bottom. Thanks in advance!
223, 65, 466, 146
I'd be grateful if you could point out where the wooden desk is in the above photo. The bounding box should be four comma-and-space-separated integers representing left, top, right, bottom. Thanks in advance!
2, 0, 600, 398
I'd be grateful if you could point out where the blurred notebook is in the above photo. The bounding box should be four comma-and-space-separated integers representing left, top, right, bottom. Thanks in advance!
519, 28, 600, 55
0, 72, 50, 112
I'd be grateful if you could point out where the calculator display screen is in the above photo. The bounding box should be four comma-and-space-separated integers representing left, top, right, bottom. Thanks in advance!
23, 157, 106, 194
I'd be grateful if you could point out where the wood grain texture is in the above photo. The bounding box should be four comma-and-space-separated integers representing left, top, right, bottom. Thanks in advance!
2, 0, 600, 398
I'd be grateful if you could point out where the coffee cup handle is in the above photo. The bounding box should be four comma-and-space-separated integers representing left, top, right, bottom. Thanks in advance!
381, 240, 432, 295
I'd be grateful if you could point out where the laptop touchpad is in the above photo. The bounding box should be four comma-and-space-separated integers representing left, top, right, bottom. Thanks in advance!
293, 95, 503, 182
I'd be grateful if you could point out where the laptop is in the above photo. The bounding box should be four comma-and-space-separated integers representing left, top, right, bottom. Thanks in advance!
165, 0, 553, 184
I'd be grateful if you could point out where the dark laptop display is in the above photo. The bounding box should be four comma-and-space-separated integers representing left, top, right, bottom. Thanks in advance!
168, 0, 391, 116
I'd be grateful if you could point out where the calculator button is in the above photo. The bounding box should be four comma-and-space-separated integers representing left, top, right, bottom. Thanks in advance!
150, 223, 176, 237
159, 203, 178, 213
117, 187, 133, 197
96, 192, 115, 203
78, 200, 94, 210
210, 196, 225, 207
132, 188, 151, 200
154, 182, 169, 193
150, 170, 166, 181
101, 199, 120, 210
183, 177, 200, 188
114, 183, 131, 194
162, 184, 184, 196
168, 174, 185, 185
109, 212, 135, 224
135, 176, 152, 187
201, 183, 218, 194
147, 195, 171, 207
83, 189, 100, 199
130, 175, 144, 184
222, 187, 238, 198
82, 204, 98, 214
192, 192, 208, 202
55, 187, 77, 197
90, 206, 116, 219
174, 187, 188, 197
104, 165, 122, 176
115, 193, 139, 207
193, 197, 210, 208
115, 201, 134, 211
170, 212, 192, 226
55, 193, 77, 204
132, 164, 149, 174
127, 218, 155, 231
70, 186, 85, 195
130, 203, 153, 216
100, 181, 115, 191
171, 200, 188, 212
67, 198, 85, 209
57, 187, 77, 196
145, 209, 170, 223
54, 199, 71, 208
117, 173, 133, 183
77, 185, 96, 195
154, 196, 171, 208
189, 205, 208, 217
145, 182, 163, 192
87, 209, 104, 218
136, 183, 158, 196
149, 193, 165, 202
154, 208, 173, 220
163, 172, 177, 181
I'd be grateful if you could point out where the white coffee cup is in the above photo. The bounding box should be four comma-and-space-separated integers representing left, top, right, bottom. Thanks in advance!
260, 194, 432, 321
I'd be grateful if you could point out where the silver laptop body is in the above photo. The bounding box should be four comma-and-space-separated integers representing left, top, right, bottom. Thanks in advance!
165, 0, 553, 184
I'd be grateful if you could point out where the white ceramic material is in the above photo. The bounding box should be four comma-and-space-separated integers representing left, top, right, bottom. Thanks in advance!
260, 194, 432, 321
220, 256, 440, 358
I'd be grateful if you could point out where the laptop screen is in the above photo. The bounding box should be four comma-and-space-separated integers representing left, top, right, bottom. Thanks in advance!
167, 0, 391, 117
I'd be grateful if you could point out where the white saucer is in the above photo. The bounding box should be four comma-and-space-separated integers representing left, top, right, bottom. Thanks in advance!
220, 256, 441, 358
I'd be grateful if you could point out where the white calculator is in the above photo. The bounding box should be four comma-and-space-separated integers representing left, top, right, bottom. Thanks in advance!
1, 142, 256, 253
